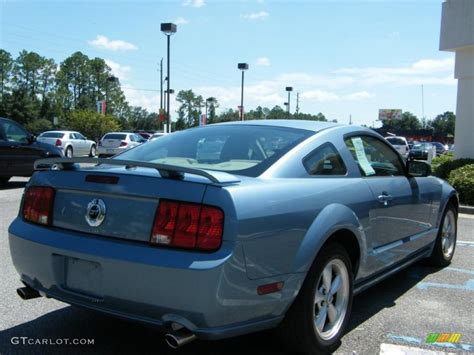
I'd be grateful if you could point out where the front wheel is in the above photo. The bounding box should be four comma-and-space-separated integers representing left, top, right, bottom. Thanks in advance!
429, 203, 457, 266
278, 243, 353, 354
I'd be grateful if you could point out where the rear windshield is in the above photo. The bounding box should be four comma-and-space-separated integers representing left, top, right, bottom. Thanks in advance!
117, 125, 313, 177
40, 132, 64, 138
103, 134, 126, 140
386, 137, 406, 145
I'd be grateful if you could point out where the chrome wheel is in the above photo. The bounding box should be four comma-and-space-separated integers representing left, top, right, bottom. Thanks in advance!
441, 209, 456, 258
313, 258, 350, 341
90, 145, 96, 157
66, 147, 73, 158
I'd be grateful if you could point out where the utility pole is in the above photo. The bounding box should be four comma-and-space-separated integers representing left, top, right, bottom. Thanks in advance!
296, 92, 300, 115
160, 58, 163, 111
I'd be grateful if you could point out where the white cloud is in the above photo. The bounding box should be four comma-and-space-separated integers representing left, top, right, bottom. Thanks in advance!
174, 17, 189, 25
88, 35, 137, 51
334, 58, 455, 86
256, 57, 270, 66
301, 90, 340, 102
104, 59, 131, 81
241, 11, 269, 20
182, 0, 205, 8
345, 91, 373, 101
122, 86, 179, 115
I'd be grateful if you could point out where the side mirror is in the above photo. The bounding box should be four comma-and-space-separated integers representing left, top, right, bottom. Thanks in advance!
27, 134, 36, 144
407, 160, 431, 177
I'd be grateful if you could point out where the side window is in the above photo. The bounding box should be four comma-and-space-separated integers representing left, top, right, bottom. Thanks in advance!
304, 143, 347, 176
75, 133, 85, 140
69, 133, 77, 139
344, 135, 405, 177
129, 135, 136, 142
4, 121, 28, 143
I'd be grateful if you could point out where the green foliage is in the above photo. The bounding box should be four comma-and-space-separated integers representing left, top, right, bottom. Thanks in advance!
448, 165, 474, 206
382, 111, 422, 130
176, 89, 204, 128
24, 118, 53, 134
433, 157, 474, 180
431, 111, 455, 137
64, 110, 121, 142
431, 152, 453, 173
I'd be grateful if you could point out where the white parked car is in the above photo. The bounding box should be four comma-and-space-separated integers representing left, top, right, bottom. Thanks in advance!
37, 131, 96, 158
385, 136, 409, 158
98, 132, 144, 157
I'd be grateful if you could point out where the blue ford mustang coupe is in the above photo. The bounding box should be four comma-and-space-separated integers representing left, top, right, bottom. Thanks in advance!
9, 120, 458, 353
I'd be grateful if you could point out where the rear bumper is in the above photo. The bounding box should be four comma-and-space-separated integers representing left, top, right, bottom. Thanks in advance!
97, 147, 128, 156
8, 218, 304, 340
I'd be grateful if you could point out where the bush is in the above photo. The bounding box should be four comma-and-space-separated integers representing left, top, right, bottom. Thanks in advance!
431, 152, 453, 173
448, 164, 474, 206
64, 110, 121, 142
433, 157, 474, 180
24, 118, 53, 135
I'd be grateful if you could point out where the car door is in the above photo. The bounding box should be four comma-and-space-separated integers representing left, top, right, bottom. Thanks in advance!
74, 132, 88, 155
0, 120, 40, 176
344, 134, 433, 268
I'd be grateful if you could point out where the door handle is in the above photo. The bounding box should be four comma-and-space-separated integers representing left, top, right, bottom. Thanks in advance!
377, 193, 393, 206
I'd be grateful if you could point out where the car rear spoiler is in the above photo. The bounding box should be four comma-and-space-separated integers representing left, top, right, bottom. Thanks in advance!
34, 157, 241, 185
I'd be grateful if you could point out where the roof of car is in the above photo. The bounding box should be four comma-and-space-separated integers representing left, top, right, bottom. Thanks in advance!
212, 119, 341, 133
40, 130, 77, 134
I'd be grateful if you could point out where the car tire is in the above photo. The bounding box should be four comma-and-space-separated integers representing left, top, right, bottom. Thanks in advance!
89, 145, 96, 157
0, 176, 11, 186
429, 203, 457, 266
65, 146, 73, 158
278, 242, 353, 354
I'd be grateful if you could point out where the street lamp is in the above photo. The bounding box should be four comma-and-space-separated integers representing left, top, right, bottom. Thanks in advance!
161, 22, 177, 133
285, 86, 293, 118
163, 89, 175, 128
205, 97, 216, 125
238, 63, 249, 121
105, 75, 118, 115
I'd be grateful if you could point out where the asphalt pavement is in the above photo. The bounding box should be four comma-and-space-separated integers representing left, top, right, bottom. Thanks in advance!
0, 177, 473, 355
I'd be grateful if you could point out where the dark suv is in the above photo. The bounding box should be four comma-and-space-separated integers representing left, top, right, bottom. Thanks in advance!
0, 117, 63, 185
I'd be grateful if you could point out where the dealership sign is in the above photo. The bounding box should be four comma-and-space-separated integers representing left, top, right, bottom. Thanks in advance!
378, 109, 402, 121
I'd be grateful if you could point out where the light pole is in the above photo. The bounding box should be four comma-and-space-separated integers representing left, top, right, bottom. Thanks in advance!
161, 23, 177, 133
237, 63, 249, 121
285, 86, 293, 118
105, 75, 118, 115
205, 97, 216, 125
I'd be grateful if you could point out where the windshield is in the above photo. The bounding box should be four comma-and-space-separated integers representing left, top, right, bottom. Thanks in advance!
413, 143, 432, 150
40, 132, 64, 138
117, 125, 313, 177
386, 137, 406, 146
103, 134, 126, 140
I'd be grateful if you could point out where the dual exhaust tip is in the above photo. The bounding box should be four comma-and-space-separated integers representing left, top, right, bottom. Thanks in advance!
17, 286, 196, 349
165, 328, 197, 349
17, 286, 41, 300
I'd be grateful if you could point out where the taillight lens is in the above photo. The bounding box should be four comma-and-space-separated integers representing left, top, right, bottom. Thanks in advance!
120, 141, 128, 147
55, 139, 62, 146
150, 200, 224, 251
22, 187, 55, 226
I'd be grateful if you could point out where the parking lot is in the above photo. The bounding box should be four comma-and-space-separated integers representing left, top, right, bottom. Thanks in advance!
0, 177, 472, 354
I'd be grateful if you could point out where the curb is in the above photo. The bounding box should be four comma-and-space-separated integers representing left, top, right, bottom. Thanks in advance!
459, 205, 474, 215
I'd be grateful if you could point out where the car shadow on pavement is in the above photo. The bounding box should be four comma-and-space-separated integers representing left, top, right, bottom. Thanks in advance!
0, 263, 442, 355
0, 181, 27, 191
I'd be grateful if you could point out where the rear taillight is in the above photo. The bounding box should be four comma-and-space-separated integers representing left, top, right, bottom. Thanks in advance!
22, 187, 55, 226
150, 200, 224, 251
55, 139, 62, 146
120, 141, 128, 147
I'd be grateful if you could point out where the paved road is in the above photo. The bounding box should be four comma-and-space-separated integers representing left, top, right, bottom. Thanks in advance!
0, 177, 473, 354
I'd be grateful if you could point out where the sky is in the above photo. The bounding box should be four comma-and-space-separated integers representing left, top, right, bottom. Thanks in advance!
0, 0, 457, 127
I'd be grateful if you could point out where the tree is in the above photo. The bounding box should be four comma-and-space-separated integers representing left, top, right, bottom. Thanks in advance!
176, 89, 204, 128
383, 111, 421, 130
64, 110, 121, 142
0, 49, 13, 98
268, 105, 287, 119
430, 111, 455, 137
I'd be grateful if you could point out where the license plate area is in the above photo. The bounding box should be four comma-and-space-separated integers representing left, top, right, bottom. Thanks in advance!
64, 257, 103, 297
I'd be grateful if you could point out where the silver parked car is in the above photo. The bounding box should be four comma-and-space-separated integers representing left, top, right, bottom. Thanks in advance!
385, 136, 409, 159
97, 132, 144, 157
37, 131, 96, 158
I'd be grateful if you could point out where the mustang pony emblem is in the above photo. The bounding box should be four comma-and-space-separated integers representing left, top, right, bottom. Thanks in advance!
85, 199, 106, 227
